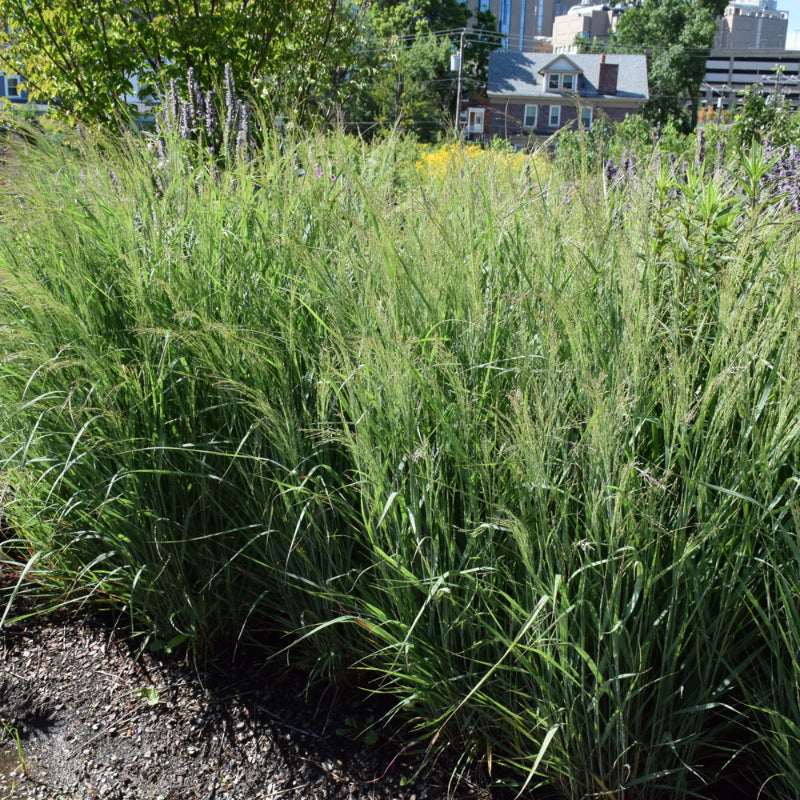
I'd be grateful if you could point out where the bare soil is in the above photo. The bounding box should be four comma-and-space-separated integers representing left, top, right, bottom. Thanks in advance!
0, 599, 507, 800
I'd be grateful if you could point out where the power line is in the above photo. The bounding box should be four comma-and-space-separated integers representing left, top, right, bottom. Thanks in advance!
354, 27, 508, 56
353, 23, 771, 64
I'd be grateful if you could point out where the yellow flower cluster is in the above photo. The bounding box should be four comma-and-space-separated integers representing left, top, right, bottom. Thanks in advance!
416, 142, 550, 184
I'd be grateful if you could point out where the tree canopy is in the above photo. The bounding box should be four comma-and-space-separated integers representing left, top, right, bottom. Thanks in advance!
613, 0, 727, 130
0, 0, 362, 122
341, 0, 499, 141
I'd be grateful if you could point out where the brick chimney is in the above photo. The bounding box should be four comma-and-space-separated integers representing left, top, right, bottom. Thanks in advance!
598, 54, 618, 95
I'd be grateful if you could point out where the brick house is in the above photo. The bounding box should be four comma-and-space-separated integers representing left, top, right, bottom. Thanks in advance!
483, 51, 648, 146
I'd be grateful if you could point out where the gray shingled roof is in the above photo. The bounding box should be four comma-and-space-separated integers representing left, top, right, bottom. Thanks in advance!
487, 51, 649, 101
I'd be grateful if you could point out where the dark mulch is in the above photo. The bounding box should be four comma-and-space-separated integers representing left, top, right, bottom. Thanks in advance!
0, 588, 512, 800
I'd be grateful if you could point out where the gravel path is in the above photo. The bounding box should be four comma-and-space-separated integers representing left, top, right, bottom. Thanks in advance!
0, 602, 504, 800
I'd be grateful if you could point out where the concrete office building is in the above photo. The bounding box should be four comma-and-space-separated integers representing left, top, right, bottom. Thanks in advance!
700, 0, 795, 110
703, 49, 800, 108
551, 3, 625, 53
714, 0, 788, 50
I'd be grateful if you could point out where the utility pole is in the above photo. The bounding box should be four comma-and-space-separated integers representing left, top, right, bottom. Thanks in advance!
455, 29, 465, 137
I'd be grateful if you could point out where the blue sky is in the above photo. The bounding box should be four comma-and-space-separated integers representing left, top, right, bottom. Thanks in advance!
787, 0, 800, 49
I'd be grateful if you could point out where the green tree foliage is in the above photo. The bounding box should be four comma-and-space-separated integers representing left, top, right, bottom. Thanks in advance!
612, 0, 726, 131
0, 0, 362, 123
343, 3, 452, 140
465, 9, 501, 88
409, 0, 471, 31
341, 0, 498, 141
343, 0, 460, 140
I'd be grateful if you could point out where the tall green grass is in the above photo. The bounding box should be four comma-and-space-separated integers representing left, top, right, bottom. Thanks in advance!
1, 123, 800, 798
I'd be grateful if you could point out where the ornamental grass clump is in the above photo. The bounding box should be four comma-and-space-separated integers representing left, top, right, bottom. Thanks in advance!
2, 111, 800, 798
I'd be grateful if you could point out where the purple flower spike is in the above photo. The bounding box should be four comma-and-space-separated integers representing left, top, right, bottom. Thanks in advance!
696, 128, 706, 168
186, 67, 196, 132
236, 102, 251, 159
204, 90, 217, 140
180, 102, 190, 140
167, 79, 178, 124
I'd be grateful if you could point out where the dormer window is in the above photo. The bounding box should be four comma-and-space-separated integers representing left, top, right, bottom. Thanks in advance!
547, 72, 576, 91
539, 56, 584, 94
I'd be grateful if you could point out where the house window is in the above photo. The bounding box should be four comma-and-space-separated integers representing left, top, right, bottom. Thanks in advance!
547, 72, 576, 91
549, 105, 561, 127
7, 75, 18, 97
581, 106, 593, 129
523, 104, 538, 129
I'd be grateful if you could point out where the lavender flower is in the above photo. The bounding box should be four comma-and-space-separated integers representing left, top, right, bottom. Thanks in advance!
236, 102, 251, 159
696, 128, 706, 169
224, 63, 235, 108
167, 79, 179, 125
715, 139, 726, 173
224, 63, 238, 157
625, 151, 636, 182
204, 90, 218, 142
186, 67, 196, 132
225, 64, 237, 125
179, 102, 191, 140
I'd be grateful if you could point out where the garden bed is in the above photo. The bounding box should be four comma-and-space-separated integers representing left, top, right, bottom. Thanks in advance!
0, 598, 504, 800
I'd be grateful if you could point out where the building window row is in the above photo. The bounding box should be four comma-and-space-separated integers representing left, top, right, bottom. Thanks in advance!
523, 103, 593, 129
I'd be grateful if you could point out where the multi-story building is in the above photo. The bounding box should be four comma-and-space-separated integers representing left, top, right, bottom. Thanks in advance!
703, 49, 800, 109
465, 0, 583, 50
550, 0, 788, 54
551, 3, 625, 53
714, 0, 788, 50
701, 0, 795, 110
